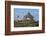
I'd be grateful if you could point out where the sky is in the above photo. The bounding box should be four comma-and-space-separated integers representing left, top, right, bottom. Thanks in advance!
14, 8, 39, 21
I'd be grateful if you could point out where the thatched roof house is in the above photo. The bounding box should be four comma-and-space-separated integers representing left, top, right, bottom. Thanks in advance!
14, 12, 35, 27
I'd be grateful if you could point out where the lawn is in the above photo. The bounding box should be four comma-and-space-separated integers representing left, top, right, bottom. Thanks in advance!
14, 21, 39, 27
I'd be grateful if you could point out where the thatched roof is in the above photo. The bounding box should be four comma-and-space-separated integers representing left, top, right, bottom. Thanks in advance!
23, 12, 34, 19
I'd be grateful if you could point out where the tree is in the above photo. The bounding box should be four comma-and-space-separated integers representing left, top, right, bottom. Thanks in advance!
17, 16, 19, 20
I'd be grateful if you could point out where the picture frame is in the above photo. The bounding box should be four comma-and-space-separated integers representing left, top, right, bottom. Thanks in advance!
5, 1, 45, 35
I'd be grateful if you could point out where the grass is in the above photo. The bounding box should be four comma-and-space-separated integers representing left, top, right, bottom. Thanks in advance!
14, 21, 39, 27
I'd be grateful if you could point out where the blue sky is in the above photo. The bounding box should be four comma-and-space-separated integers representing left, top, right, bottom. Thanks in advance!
14, 8, 39, 21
